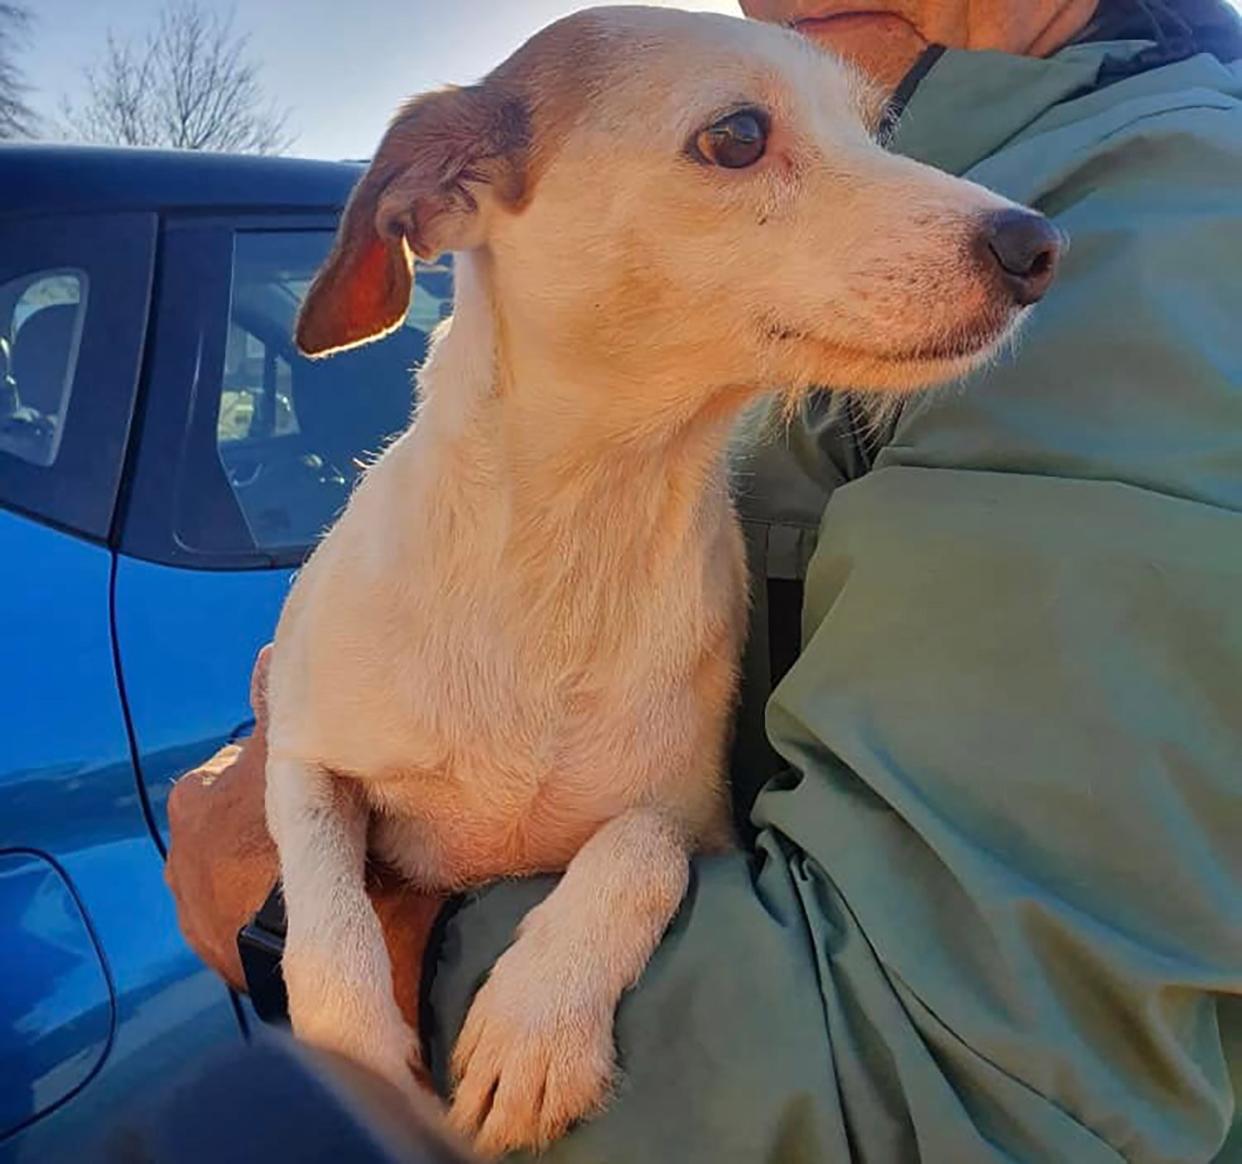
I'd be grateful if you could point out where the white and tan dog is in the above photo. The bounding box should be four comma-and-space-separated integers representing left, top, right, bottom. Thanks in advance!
265, 5, 1059, 1156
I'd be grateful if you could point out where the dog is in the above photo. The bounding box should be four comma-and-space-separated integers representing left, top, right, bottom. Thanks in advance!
264, 5, 1060, 1156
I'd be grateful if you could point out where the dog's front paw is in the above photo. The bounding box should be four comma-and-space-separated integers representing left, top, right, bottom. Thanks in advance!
447, 939, 616, 1157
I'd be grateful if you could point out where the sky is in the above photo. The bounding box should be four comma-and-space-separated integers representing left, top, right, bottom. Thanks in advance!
25, 0, 1242, 160
26, 0, 741, 159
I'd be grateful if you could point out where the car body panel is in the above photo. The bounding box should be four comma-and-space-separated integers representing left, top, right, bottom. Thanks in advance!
112, 557, 293, 841
0, 851, 112, 1139
0, 146, 451, 1158
0, 148, 368, 1160
0, 509, 241, 1162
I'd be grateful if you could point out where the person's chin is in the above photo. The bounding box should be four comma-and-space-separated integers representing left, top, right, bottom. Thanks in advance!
792, 11, 917, 39
791, 11, 928, 86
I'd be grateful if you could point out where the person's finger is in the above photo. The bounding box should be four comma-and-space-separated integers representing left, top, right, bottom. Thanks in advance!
250, 643, 274, 726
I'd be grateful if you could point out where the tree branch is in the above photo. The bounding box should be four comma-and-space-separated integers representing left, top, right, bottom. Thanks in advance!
61, 0, 293, 154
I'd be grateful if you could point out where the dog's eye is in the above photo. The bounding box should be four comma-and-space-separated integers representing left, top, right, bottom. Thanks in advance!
694, 109, 768, 169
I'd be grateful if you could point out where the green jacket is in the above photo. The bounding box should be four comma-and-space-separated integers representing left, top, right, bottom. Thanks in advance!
425, 38, 1242, 1164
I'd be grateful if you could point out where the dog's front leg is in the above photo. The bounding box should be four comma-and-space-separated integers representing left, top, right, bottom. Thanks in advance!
448, 807, 690, 1157
266, 755, 419, 1100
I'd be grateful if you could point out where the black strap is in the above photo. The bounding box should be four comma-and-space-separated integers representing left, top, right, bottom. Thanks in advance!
767, 578, 804, 689
237, 882, 289, 1025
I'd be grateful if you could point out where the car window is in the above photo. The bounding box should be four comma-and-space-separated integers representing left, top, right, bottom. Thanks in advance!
0, 212, 155, 539
209, 231, 451, 551
0, 271, 88, 468
219, 323, 299, 444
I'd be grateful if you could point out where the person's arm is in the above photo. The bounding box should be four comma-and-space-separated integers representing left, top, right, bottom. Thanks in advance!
422, 104, 1242, 1163
164, 647, 444, 1039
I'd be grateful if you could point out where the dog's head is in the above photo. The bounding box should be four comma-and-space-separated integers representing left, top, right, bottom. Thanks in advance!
298, 5, 1060, 404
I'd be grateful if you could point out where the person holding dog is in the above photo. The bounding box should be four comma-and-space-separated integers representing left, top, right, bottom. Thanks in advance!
164, 1, 1242, 1160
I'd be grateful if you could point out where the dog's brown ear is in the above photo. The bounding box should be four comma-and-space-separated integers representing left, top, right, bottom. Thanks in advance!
296, 86, 530, 357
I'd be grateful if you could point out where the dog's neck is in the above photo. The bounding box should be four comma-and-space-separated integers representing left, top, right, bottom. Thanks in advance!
416, 252, 746, 560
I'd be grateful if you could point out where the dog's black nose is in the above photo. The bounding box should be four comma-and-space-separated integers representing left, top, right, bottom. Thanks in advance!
984, 210, 1063, 306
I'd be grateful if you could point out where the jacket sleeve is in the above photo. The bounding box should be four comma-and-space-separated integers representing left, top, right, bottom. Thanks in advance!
423, 96, 1242, 1164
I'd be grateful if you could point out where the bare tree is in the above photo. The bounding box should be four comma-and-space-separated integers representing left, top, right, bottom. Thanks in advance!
64, 1, 292, 154
0, 3, 35, 139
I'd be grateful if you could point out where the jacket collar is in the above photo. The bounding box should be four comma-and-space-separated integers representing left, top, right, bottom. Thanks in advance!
887, 42, 1120, 174
885, 0, 1242, 177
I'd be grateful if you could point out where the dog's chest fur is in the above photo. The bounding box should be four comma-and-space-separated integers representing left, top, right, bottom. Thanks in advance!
268, 409, 745, 889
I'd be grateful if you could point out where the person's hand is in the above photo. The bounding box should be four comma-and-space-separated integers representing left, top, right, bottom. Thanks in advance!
165, 646, 279, 991
165, 646, 445, 1033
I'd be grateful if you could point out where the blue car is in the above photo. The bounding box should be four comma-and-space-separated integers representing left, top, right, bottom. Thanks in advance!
0, 144, 452, 1161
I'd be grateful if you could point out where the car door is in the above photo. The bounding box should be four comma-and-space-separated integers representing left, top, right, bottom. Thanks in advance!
112, 214, 450, 844
0, 211, 241, 1164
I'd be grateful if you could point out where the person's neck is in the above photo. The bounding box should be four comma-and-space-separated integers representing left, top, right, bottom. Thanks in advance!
1020, 0, 1101, 57
816, 0, 1101, 94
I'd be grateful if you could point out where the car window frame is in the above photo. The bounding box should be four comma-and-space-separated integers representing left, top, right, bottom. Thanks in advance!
0, 211, 156, 540
119, 211, 342, 571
